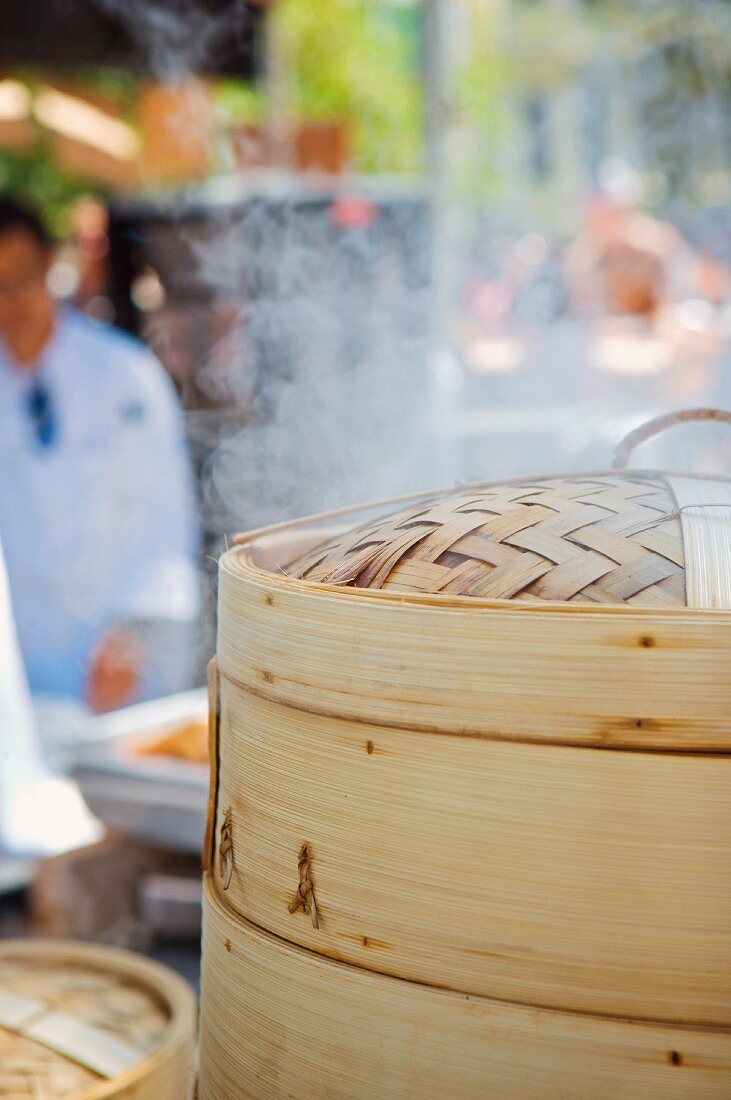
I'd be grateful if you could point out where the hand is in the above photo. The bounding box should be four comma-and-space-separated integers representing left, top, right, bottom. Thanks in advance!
86, 627, 143, 713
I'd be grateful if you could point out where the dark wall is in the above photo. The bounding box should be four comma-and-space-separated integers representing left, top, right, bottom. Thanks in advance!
0, 0, 265, 79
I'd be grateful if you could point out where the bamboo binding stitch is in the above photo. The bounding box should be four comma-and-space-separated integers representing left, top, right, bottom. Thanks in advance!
287, 842, 319, 930
219, 809, 234, 892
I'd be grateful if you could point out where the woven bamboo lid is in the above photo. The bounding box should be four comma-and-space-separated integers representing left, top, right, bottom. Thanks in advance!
0, 940, 195, 1099
289, 409, 731, 610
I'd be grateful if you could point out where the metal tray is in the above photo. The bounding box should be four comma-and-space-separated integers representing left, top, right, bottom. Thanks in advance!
72, 690, 209, 854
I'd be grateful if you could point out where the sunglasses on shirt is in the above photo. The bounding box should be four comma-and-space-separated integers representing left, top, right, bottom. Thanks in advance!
26, 379, 58, 448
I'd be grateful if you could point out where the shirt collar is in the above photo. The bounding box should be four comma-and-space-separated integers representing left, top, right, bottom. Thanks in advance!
0, 307, 70, 389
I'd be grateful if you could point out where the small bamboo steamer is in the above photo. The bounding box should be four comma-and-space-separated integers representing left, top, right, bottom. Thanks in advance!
0, 939, 196, 1099
198, 873, 731, 1100
212, 682, 731, 1024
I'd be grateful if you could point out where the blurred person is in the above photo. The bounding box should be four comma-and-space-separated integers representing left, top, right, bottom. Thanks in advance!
69, 195, 112, 317
0, 534, 98, 855
0, 197, 200, 714
564, 194, 676, 320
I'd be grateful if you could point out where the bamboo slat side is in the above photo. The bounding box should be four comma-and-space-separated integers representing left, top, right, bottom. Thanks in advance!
288, 474, 691, 606
0, 941, 196, 1100
218, 552, 731, 750
668, 476, 731, 609
198, 874, 731, 1100
214, 682, 731, 1025
202, 657, 220, 874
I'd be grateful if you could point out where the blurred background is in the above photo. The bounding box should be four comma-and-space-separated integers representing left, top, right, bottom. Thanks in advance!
2, 2, 730, 517
0, 0, 729, 969
1, 2, 729, 531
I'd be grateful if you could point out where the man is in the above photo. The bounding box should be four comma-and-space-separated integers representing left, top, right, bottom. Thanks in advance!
0, 197, 200, 711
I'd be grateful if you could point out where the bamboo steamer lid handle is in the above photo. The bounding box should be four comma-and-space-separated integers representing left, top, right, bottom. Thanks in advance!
613, 407, 731, 607
612, 407, 731, 469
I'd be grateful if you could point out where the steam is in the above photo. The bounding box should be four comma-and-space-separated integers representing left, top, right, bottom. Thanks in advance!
165, 189, 441, 672
64, 0, 729, 495
84, 0, 256, 81
181, 197, 437, 539
76, 0, 442, 533
87, 0, 729, 527
72, 0, 731, 679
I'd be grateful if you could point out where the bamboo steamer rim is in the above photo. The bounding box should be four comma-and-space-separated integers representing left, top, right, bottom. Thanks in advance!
211, 682, 731, 1019
0, 939, 196, 1100
202, 870, 728, 1035
226, 466, 731, 618
199, 871, 731, 1100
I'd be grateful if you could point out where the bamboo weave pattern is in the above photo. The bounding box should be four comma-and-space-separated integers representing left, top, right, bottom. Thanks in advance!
0, 1029, 97, 1096
0, 954, 172, 1099
290, 475, 687, 607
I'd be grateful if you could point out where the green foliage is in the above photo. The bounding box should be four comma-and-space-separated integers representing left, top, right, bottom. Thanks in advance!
58, 66, 138, 112
274, 0, 423, 174
214, 80, 266, 126
0, 68, 124, 233
0, 2, 427, 231
454, 40, 511, 206
0, 145, 102, 238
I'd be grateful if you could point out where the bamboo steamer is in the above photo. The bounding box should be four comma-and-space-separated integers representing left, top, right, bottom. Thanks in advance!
198, 873, 731, 1100
0, 939, 196, 1099
216, 417, 731, 750
212, 682, 731, 1024
201, 409, 731, 1092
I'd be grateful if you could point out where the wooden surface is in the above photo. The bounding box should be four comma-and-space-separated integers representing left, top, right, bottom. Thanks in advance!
214, 681, 731, 1025
218, 538, 731, 751
198, 874, 731, 1100
0, 939, 196, 1099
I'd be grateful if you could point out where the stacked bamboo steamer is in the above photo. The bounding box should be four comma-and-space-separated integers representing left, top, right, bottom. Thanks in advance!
199, 409, 731, 1099
0, 939, 195, 1098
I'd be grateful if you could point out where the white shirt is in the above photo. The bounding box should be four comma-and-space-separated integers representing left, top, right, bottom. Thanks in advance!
0, 308, 200, 700
0, 534, 99, 854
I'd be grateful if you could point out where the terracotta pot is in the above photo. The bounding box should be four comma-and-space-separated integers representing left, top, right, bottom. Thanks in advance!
293, 120, 349, 175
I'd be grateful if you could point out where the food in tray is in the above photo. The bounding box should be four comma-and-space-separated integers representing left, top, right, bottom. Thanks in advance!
135, 719, 209, 764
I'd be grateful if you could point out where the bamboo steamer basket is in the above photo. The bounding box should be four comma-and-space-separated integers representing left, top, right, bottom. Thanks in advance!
198, 872, 731, 1100
200, 409, 731, 1094
215, 412, 731, 751
211, 683, 731, 1024
205, 409, 731, 1027
0, 939, 195, 1099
